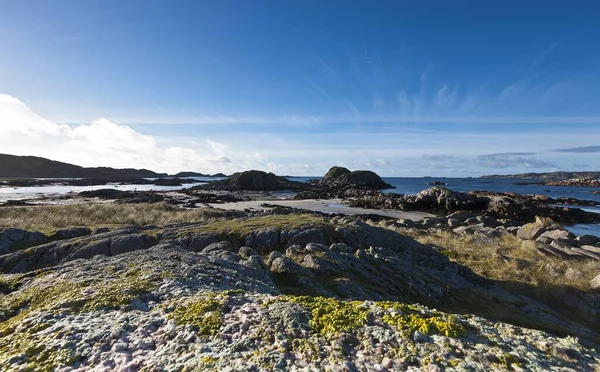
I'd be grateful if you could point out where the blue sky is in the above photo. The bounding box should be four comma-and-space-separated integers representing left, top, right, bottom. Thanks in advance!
0, 0, 599, 175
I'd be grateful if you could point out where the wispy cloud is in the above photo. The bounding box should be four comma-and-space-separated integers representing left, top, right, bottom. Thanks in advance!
553, 145, 600, 153
477, 154, 557, 169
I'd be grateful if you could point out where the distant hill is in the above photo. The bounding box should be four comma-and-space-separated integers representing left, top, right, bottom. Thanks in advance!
171, 171, 210, 177
0, 154, 167, 179
481, 171, 600, 180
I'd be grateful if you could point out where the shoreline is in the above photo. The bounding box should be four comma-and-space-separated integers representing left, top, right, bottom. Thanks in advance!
206, 198, 436, 220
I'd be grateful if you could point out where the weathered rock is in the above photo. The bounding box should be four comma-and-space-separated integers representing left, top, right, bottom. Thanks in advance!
564, 268, 583, 280
245, 255, 268, 272
538, 230, 575, 242
507, 226, 520, 236
476, 215, 502, 228
575, 235, 600, 247
177, 232, 220, 252
109, 234, 158, 256
247, 228, 280, 252
269, 256, 314, 278
0, 228, 48, 254
318, 166, 393, 190
536, 236, 554, 245
266, 251, 283, 266
517, 224, 547, 240
549, 240, 586, 259
239, 246, 258, 259
447, 218, 462, 227
446, 211, 478, 222
201, 241, 235, 254
197, 170, 311, 191
287, 228, 325, 247
48, 227, 92, 240
292, 191, 328, 200
580, 245, 600, 254
396, 218, 416, 228
453, 226, 474, 235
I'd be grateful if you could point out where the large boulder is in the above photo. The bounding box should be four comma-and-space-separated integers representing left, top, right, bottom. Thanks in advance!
198, 170, 310, 191
318, 166, 393, 190
0, 228, 48, 254
517, 224, 547, 240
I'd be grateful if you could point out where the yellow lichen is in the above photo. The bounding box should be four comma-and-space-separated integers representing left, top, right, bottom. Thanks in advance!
166, 291, 242, 336
382, 313, 465, 338
282, 296, 369, 335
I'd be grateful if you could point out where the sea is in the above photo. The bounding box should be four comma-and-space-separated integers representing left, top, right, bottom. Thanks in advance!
1, 176, 598, 237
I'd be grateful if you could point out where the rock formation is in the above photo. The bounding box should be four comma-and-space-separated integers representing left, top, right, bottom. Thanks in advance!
318, 166, 394, 190
196, 170, 312, 191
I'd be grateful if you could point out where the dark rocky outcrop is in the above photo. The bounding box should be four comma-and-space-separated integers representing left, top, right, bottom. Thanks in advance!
347, 187, 600, 225
196, 170, 312, 191
152, 178, 198, 186
319, 166, 393, 190
79, 189, 165, 204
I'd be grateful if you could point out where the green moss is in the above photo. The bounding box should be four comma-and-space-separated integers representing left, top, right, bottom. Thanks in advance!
282, 296, 370, 335
0, 274, 25, 294
180, 214, 328, 238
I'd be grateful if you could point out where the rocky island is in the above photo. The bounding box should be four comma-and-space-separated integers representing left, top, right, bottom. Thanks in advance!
1, 166, 600, 371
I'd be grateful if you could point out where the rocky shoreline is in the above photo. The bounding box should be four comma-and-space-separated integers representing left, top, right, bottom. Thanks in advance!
1, 167, 600, 370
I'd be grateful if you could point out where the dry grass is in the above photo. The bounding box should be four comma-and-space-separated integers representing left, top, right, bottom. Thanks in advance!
403, 230, 600, 291
0, 202, 232, 231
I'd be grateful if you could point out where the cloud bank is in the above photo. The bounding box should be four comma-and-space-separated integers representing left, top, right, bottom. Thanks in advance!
0, 94, 233, 174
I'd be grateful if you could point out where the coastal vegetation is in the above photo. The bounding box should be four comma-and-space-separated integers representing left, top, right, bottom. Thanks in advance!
403, 229, 600, 291
0, 203, 230, 230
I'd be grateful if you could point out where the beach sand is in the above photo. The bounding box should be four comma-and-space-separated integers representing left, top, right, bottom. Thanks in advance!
207, 198, 434, 220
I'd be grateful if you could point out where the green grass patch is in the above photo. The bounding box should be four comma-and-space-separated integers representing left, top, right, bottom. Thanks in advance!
186, 214, 328, 237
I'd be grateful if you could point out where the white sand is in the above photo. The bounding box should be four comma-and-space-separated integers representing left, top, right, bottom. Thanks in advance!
207, 198, 434, 220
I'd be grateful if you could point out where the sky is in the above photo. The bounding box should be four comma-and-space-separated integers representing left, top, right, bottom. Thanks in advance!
1, 0, 599, 176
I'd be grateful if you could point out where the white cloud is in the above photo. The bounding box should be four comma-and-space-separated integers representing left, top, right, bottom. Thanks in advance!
0, 94, 236, 174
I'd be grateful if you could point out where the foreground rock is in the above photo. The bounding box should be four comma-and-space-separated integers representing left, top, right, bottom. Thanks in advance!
1, 234, 599, 370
